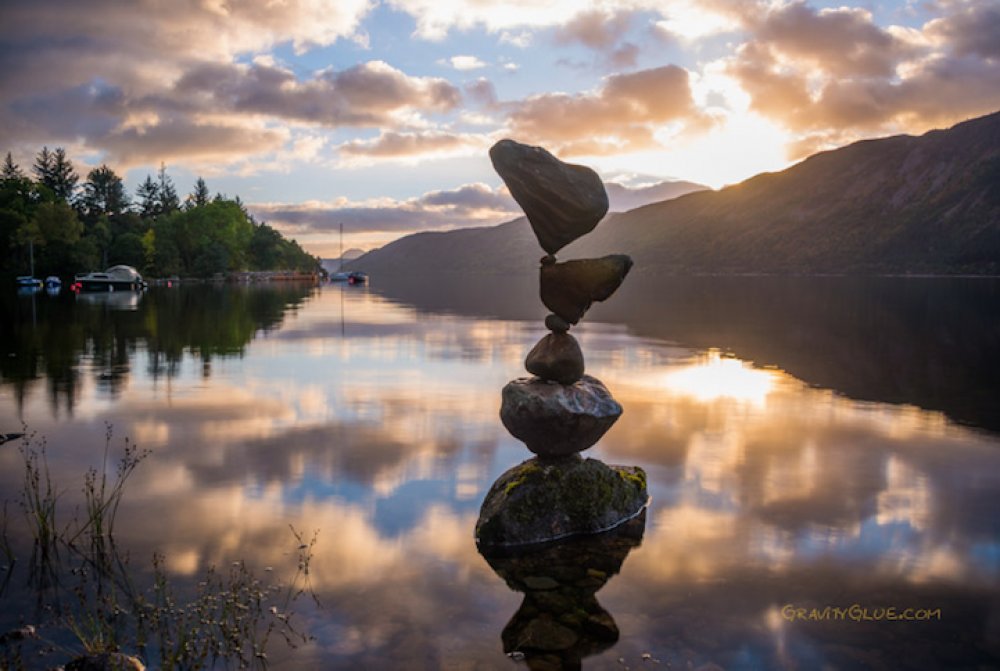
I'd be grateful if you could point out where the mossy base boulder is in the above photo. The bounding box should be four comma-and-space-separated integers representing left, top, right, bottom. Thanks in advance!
475, 456, 648, 548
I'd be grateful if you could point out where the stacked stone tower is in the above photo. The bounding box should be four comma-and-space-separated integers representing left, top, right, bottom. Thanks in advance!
475, 139, 648, 549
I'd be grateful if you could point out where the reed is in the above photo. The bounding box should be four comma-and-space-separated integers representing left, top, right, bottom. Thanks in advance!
1, 430, 318, 670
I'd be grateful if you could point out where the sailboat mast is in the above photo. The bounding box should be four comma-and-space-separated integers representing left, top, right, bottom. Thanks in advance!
339, 222, 343, 272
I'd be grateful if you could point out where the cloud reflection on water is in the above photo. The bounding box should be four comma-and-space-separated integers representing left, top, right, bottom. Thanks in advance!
1, 284, 998, 668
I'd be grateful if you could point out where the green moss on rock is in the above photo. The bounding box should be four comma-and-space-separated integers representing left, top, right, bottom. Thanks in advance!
475, 457, 648, 548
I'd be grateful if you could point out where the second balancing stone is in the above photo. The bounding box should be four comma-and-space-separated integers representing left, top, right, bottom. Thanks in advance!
500, 375, 622, 459
524, 332, 584, 384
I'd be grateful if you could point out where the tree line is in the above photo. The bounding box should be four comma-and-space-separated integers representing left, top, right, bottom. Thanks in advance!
1, 148, 320, 281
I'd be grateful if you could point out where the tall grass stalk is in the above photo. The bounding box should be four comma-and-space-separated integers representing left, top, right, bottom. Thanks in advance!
3, 430, 319, 670
18, 438, 60, 591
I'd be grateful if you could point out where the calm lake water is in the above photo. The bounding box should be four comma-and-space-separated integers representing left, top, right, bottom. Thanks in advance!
1, 276, 999, 669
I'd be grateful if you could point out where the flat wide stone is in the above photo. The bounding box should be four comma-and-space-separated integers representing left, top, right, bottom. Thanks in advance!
540, 254, 633, 325
500, 375, 621, 458
489, 139, 609, 255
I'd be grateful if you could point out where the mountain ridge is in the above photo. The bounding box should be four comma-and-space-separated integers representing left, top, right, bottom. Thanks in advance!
352, 111, 1000, 276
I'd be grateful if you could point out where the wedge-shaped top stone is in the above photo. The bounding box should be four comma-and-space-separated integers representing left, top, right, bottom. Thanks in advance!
490, 139, 609, 254
540, 254, 633, 325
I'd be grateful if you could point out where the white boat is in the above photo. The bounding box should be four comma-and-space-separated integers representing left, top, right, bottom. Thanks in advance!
73, 265, 148, 292
16, 276, 42, 289
44, 276, 61, 291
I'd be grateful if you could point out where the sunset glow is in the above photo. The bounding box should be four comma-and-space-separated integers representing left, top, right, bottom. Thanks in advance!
655, 350, 779, 406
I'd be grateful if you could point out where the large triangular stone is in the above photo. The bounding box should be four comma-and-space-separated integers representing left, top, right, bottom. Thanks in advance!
489, 139, 609, 255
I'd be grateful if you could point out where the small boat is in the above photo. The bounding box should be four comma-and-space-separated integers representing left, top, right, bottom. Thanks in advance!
330, 271, 368, 285
44, 276, 61, 291
16, 275, 42, 289
73, 265, 148, 292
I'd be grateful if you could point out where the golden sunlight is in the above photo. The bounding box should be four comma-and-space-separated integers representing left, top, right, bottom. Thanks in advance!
658, 349, 778, 406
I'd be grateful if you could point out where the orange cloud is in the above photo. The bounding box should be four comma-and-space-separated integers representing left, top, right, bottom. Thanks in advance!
724, 1, 1000, 157
506, 65, 706, 155
338, 131, 487, 162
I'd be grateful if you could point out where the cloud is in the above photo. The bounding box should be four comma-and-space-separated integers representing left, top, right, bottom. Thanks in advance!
551, 8, 644, 70
0, 0, 372, 94
505, 65, 706, 155
168, 60, 461, 127
750, 3, 912, 78
464, 78, 498, 108
252, 177, 708, 242
0, 0, 470, 166
925, 1, 1000, 59
337, 130, 488, 164
499, 31, 532, 48
725, 0, 1000, 154
387, 0, 605, 39
653, 0, 752, 42
250, 183, 520, 237
100, 117, 289, 167
0, 54, 461, 168
553, 9, 634, 50
446, 55, 487, 70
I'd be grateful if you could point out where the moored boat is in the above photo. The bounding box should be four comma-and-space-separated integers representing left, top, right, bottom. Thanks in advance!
73, 265, 147, 292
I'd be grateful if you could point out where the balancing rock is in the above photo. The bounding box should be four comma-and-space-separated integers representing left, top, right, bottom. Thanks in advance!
540, 254, 633, 325
525, 332, 585, 384
489, 139, 610, 255
500, 375, 622, 458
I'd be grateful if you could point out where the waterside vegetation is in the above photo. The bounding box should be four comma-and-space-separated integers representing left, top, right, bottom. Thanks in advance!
0, 428, 317, 670
1, 150, 320, 283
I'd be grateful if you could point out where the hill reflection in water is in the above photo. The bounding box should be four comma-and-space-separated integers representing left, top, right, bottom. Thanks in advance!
0, 280, 997, 669
372, 273, 1000, 434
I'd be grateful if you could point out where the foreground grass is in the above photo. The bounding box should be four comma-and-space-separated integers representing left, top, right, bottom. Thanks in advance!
0, 429, 318, 670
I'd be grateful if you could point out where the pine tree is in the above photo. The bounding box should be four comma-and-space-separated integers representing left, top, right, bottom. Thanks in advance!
157, 163, 179, 215
186, 176, 210, 209
37, 148, 79, 202
33, 147, 53, 185
2, 152, 25, 181
136, 175, 160, 219
82, 164, 129, 218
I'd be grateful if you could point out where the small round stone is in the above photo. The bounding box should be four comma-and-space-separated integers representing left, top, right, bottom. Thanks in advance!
545, 313, 570, 333
525, 332, 583, 384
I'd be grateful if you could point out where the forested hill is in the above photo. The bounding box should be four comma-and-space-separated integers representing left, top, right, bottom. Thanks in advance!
353, 110, 1000, 276
1, 150, 319, 280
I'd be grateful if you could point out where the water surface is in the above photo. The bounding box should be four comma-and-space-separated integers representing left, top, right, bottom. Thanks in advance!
1, 277, 998, 669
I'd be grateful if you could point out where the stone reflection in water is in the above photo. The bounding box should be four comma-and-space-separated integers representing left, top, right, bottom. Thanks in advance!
477, 140, 649, 666
480, 513, 646, 671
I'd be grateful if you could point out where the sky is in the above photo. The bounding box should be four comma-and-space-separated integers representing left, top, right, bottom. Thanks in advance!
1, 0, 999, 256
